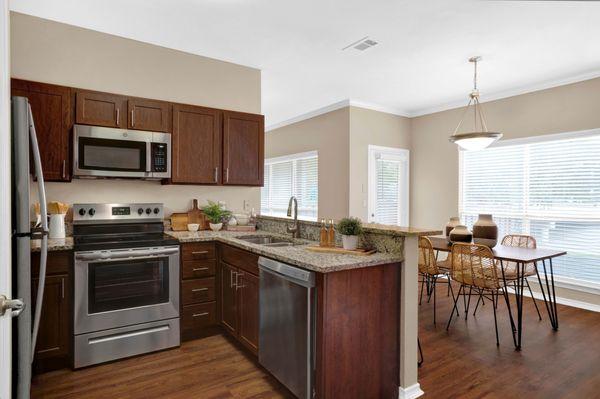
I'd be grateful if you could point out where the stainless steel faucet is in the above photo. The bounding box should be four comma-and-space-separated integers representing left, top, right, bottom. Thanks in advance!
286, 196, 299, 238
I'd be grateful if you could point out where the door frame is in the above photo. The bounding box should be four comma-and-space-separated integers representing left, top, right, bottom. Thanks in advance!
367, 145, 410, 226
0, 1, 12, 397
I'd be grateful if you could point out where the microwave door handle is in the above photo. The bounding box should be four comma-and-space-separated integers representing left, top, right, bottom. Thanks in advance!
146, 142, 152, 174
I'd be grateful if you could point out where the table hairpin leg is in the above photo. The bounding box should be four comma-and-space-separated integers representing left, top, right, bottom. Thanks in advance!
499, 260, 517, 348
515, 261, 525, 350
539, 259, 559, 330
534, 260, 554, 328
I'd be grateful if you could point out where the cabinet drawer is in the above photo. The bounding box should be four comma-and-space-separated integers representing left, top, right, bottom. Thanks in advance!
182, 242, 215, 261
219, 244, 259, 276
181, 302, 216, 337
182, 259, 216, 280
182, 278, 215, 305
32, 251, 71, 276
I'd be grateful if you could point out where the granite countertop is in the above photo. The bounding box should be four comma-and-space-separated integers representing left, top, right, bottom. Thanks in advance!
167, 230, 403, 273
361, 223, 442, 237
31, 237, 74, 252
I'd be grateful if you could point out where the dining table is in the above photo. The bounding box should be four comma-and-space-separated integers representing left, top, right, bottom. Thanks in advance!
426, 235, 567, 350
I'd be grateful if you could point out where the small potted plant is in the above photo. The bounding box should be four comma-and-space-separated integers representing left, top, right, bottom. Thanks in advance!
336, 217, 363, 250
201, 201, 232, 231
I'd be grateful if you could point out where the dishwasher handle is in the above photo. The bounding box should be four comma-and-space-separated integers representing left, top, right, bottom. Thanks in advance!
258, 257, 315, 288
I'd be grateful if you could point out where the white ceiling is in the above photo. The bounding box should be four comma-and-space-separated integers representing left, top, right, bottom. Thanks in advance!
10, 0, 600, 129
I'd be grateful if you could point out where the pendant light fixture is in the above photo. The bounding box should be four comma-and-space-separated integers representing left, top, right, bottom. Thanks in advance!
449, 56, 502, 151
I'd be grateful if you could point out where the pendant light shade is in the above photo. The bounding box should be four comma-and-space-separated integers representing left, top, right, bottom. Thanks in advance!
449, 56, 502, 151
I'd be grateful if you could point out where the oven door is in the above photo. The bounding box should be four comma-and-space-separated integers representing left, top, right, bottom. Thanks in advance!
73, 124, 152, 178
74, 246, 180, 335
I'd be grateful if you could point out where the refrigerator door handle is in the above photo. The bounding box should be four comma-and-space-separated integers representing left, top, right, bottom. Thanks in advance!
28, 104, 48, 362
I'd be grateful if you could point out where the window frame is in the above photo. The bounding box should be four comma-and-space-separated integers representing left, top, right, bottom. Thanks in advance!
458, 128, 600, 291
367, 145, 410, 226
261, 150, 318, 221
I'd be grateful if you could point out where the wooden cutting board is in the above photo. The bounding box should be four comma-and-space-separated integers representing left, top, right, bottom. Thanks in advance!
305, 245, 376, 256
170, 212, 189, 231
188, 199, 209, 230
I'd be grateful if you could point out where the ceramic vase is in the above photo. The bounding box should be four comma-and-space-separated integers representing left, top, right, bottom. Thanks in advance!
449, 225, 473, 243
472, 214, 498, 248
209, 222, 223, 231
445, 217, 461, 243
342, 235, 358, 250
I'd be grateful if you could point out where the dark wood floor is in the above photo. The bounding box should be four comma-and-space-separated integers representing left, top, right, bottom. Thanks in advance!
31, 284, 600, 399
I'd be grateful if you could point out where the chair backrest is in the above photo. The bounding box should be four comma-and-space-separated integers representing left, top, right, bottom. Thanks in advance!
450, 243, 500, 289
501, 234, 536, 249
418, 236, 439, 275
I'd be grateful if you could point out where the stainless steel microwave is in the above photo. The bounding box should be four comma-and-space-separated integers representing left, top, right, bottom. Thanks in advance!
73, 125, 171, 179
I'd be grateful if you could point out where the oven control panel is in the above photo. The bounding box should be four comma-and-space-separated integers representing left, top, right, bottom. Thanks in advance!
73, 203, 164, 224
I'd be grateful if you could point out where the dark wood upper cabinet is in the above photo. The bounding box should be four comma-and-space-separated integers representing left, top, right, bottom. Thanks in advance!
220, 262, 238, 335
237, 271, 259, 355
75, 89, 127, 128
222, 111, 264, 186
11, 79, 72, 182
128, 97, 171, 132
172, 104, 222, 184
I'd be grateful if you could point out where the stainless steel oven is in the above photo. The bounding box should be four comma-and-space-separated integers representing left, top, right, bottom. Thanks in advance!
73, 245, 180, 367
73, 124, 170, 179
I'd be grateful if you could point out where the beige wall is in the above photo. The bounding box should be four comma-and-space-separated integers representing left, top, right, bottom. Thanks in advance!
265, 107, 350, 220
11, 13, 262, 215
348, 106, 411, 220
410, 77, 600, 230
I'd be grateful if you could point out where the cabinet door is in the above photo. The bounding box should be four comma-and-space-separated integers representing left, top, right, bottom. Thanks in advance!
11, 79, 72, 182
128, 97, 171, 132
220, 263, 238, 335
237, 271, 259, 355
75, 89, 127, 128
222, 111, 264, 186
172, 104, 222, 184
31, 274, 69, 360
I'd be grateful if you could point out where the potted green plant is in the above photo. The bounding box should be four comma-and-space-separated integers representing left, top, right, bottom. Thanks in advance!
336, 217, 363, 250
201, 200, 232, 231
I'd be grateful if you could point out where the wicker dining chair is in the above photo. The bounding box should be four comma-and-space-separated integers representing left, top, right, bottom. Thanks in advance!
446, 243, 515, 346
418, 236, 457, 324
499, 234, 542, 320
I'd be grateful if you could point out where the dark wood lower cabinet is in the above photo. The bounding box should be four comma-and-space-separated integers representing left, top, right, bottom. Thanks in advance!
220, 262, 238, 335
236, 271, 259, 355
31, 251, 72, 374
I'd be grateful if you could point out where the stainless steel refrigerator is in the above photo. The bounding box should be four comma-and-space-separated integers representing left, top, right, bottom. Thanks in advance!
11, 96, 48, 399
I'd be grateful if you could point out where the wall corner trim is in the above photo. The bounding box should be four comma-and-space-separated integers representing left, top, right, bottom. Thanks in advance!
398, 383, 425, 399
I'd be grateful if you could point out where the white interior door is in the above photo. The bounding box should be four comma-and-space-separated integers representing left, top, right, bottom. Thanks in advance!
368, 145, 409, 226
0, 1, 12, 397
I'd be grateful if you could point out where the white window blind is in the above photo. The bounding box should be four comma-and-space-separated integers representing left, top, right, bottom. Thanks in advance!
368, 146, 409, 226
460, 130, 600, 284
261, 151, 318, 220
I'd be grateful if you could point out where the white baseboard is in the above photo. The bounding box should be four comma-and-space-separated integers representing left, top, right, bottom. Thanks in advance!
399, 383, 424, 399
506, 286, 600, 313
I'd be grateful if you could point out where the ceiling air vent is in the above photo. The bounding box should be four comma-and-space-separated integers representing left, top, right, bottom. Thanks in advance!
342, 36, 378, 51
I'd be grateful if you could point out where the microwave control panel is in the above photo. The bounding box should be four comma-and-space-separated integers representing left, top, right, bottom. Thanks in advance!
151, 143, 168, 173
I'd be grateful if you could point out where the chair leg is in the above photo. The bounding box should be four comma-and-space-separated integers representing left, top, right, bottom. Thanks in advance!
465, 286, 473, 320
419, 275, 425, 305
526, 279, 542, 321
492, 290, 500, 346
427, 276, 434, 303
447, 276, 451, 297
446, 285, 463, 331
447, 279, 459, 317
473, 290, 484, 316
433, 277, 437, 324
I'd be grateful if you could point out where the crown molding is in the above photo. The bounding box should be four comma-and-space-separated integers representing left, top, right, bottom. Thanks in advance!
266, 99, 410, 132
407, 69, 600, 117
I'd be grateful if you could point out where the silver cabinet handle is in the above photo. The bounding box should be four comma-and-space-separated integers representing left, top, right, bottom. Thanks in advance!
192, 251, 209, 255
235, 272, 245, 290
225, 168, 229, 183
62, 160, 66, 179
131, 109, 135, 127
191, 287, 208, 292
192, 312, 209, 318
61, 277, 65, 299
192, 267, 209, 272
214, 167, 218, 183
116, 108, 120, 126
230, 271, 237, 288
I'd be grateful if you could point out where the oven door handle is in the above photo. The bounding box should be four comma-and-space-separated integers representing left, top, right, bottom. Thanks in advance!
75, 247, 179, 261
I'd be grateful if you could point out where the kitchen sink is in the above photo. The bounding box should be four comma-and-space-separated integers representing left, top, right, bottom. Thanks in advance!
238, 235, 299, 247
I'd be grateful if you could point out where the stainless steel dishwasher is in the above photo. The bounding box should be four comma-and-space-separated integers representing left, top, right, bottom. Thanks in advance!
258, 257, 316, 399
